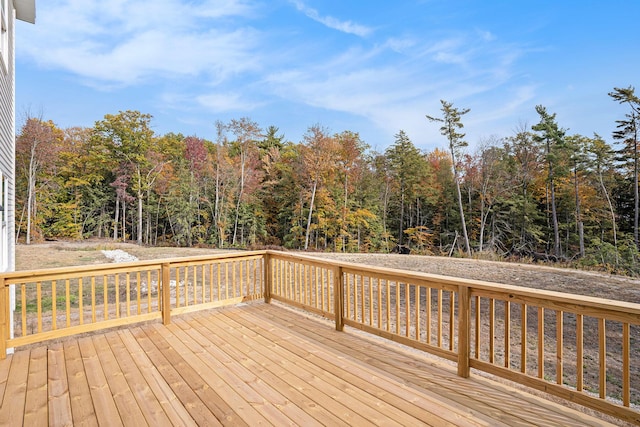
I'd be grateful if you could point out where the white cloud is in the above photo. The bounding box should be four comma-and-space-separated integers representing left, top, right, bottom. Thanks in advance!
289, 0, 373, 37
264, 30, 530, 149
19, 0, 261, 86
197, 92, 265, 113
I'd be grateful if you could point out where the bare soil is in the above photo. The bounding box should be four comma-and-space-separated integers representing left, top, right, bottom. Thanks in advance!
310, 252, 640, 304
18, 240, 640, 305
15, 240, 232, 271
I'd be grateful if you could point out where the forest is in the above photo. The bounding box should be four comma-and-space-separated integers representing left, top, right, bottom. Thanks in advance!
15, 87, 640, 274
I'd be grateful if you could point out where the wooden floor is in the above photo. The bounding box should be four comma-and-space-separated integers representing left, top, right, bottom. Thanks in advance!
0, 303, 617, 426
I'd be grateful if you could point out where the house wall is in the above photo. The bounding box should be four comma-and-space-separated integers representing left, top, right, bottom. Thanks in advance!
0, 2, 15, 274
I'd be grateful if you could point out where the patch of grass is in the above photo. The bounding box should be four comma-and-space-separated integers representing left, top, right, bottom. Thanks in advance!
16, 294, 78, 313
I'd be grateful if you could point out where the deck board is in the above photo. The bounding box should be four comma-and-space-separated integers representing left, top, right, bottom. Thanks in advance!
63, 340, 98, 427
216, 308, 453, 426
261, 303, 608, 427
0, 302, 620, 426
116, 329, 195, 426
47, 343, 73, 426
0, 348, 30, 426
225, 308, 489, 427
24, 346, 48, 426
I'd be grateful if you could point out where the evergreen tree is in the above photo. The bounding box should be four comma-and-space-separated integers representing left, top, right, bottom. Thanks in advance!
427, 100, 472, 256
532, 105, 566, 257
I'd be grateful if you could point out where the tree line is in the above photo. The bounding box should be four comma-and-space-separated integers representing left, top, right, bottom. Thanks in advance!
15, 86, 640, 274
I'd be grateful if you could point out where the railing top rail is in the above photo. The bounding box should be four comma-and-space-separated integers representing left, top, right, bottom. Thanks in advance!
1, 250, 268, 283
265, 250, 640, 318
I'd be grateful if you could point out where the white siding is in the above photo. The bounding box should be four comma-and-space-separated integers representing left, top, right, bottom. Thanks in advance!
0, 2, 14, 273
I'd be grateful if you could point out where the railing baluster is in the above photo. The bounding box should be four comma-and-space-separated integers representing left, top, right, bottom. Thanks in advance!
91, 277, 96, 324
405, 283, 410, 338
474, 296, 480, 359
377, 278, 382, 329
623, 322, 630, 407
427, 288, 432, 344
227, 262, 230, 299
52, 280, 57, 330
20, 284, 26, 337
185, 266, 190, 306
385, 279, 390, 332
449, 291, 455, 351
37, 282, 42, 333
333, 266, 343, 331
395, 281, 400, 335
489, 299, 495, 364
147, 271, 152, 313
368, 277, 373, 326
361, 275, 365, 324
65, 279, 71, 328
234, 261, 238, 299
415, 284, 420, 340
538, 307, 544, 379
176, 266, 181, 307
209, 264, 214, 303
556, 310, 563, 385
504, 301, 510, 368
599, 318, 606, 399
520, 303, 527, 373
437, 289, 443, 348
115, 274, 120, 318
136, 272, 141, 315
202, 264, 207, 303
577, 314, 583, 391
103, 276, 108, 321
126, 273, 131, 317
79, 278, 84, 325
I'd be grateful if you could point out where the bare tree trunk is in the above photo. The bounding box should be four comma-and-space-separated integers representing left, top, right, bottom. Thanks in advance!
454, 179, 472, 256
342, 174, 348, 252
574, 166, 584, 257
113, 196, 120, 241
232, 150, 246, 246
304, 179, 317, 250
599, 170, 619, 266
382, 178, 390, 251
26, 146, 37, 244
121, 201, 126, 242
137, 190, 143, 245
634, 124, 639, 249
549, 163, 561, 257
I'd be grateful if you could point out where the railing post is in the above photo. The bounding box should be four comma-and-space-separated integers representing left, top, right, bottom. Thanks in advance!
0, 276, 6, 359
161, 263, 171, 325
457, 284, 471, 378
333, 266, 344, 331
264, 252, 272, 304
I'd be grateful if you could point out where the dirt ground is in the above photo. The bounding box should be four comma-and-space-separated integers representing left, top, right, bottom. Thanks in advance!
310, 252, 640, 304
16, 240, 640, 304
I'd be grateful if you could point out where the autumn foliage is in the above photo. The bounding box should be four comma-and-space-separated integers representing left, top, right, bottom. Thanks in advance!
14, 87, 640, 275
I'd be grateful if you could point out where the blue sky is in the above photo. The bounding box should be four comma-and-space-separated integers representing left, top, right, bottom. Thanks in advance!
15, 0, 640, 152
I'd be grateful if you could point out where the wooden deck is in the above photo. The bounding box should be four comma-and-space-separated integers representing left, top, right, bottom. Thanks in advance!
0, 302, 617, 426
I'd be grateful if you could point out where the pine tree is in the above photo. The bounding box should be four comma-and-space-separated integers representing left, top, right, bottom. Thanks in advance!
427, 100, 472, 256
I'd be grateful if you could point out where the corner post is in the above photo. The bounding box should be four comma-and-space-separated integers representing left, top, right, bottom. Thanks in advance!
457, 284, 471, 378
263, 252, 272, 303
162, 263, 171, 325
333, 265, 344, 331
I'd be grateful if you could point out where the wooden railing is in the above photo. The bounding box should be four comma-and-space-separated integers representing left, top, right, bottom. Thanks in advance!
267, 252, 640, 425
0, 251, 265, 352
1, 250, 638, 424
